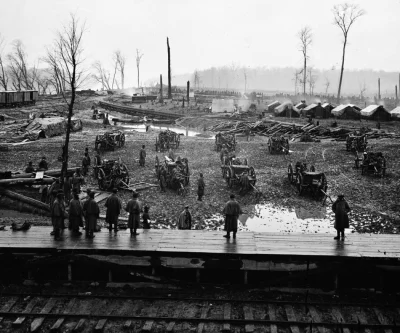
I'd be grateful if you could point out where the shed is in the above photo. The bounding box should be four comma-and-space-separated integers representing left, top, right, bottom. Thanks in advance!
360, 105, 391, 121
266, 100, 281, 112
295, 101, 307, 110
320, 103, 335, 118
274, 102, 300, 118
211, 99, 235, 113
331, 104, 361, 120
390, 106, 400, 120
301, 103, 318, 117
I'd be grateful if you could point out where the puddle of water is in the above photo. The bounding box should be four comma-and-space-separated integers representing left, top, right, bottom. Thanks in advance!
205, 203, 352, 234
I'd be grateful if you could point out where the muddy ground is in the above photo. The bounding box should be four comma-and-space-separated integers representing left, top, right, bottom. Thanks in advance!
0, 97, 400, 234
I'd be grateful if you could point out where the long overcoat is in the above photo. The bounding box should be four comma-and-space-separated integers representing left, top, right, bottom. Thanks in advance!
332, 199, 350, 230
223, 200, 243, 232
126, 199, 142, 229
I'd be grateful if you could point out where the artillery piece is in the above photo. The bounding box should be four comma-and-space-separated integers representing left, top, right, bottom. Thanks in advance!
346, 134, 367, 153
155, 130, 180, 152
94, 159, 130, 191
221, 155, 256, 191
155, 155, 190, 195
355, 151, 387, 177
95, 130, 125, 151
215, 133, 236, 152
267, 135, 289, 154
288, 161, 327, 199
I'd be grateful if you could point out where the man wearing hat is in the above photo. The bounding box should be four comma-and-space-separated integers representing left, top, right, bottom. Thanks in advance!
38, 156, 48, 171
197, 173, 205, 201
139, 145, 146, 167
72, 168, 84, 194
222, 194, 243, 239
125, 191, 142, 235
68, 189, 83, 235
83, 191, 100, 238
332, 194, 351, 240
105, 188, 122, 232
178, 205, 192, 230
51, 190, 65, 240
25, 161, 34, 173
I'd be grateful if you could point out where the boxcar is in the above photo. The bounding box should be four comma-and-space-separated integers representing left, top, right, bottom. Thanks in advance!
0, 90, 38, 108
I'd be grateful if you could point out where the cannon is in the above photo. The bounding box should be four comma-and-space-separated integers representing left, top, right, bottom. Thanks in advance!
288, 162, 327, 199
155, 155, 190, 195
355, 151, 387, 177
267, 135, 289, 154
95, 130, 125, 151
221, 156, 256, 191
215, 133, 236, 152
93, 159, 129, 191
346, 134, 367, 153
155, 130, 180, 152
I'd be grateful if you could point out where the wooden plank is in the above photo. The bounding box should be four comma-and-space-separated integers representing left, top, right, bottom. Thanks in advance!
73, 318, 85, 331
12, 298, 39, 326
284, 305, 300, 333
0, 297, 17, 323
331, 308, 351, 333
222, 303, 231, 332
142, 307, 158, 331
196, 302, 209, 333
94, 192, 111, 203
267, 304, 278, 333
308, 306, 328, 333
94, 319, 107, 331
50, 298, 76, 331
373, 308, 392, 333
243, 305, 254, 333
30, 298, 57, 332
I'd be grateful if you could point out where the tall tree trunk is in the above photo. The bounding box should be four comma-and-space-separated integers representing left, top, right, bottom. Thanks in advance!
137, 65, 140, 88
303, 55, 306, 96
112, 63, 118, 89
337, 37, 347, 104
160, 74, 163, 103
187, 81, 190, 105
167, 37, 172, 99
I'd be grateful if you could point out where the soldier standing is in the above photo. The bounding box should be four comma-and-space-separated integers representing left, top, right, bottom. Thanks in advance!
197, 173, 205, 201
139, 145, 146, 167
83, 191, 99, 239
239, 171, 250, 195
178, 205, 192, 230
222, 194, 243, 239
68, 190, 83, 235
126, 192, 142, 235
159, 167, 167, 192
51, 190, 65, 241
93, 151, 102, 178
332, 194, 351, 240
105, 188, 122, 232
72, 168, 84, 194
25, 161, 34, 173
48, 178, 61, 207
82, 153, 90, 176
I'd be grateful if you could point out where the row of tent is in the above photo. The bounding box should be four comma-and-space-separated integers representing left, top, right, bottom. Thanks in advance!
266, 101, 400, 121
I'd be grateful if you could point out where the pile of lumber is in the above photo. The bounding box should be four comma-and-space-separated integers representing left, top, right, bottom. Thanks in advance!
208, 119, 400, 141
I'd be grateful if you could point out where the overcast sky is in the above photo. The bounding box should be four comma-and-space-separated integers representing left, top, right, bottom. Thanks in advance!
1, 0, 398, 88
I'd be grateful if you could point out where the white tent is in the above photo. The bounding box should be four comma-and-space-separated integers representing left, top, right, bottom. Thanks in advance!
391, 106, 400, 120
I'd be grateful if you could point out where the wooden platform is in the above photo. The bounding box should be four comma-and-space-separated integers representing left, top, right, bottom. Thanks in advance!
0, 227, 399, 259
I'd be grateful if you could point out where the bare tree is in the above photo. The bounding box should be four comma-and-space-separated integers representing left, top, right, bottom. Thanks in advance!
0, 33, 9, 90
293, 69, 303, 95
307, 67, 318, 96
43, 49, 67, 94
7, 40, 35, 90
136, 49, 143, 89
92, 61, 111, 90
114, 50, 126, 89
333, 3, 365, 103
324, 77, 331, 95
45, 13, 88, 182
298, 26, 312, 96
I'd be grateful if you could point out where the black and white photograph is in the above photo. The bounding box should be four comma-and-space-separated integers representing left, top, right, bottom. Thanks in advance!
0, 0, 399, 331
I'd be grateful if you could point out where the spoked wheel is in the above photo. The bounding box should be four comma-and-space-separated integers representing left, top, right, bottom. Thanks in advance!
155, 156, 160, 179
287, 164, 293, 183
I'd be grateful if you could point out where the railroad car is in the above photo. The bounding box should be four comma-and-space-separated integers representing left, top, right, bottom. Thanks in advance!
0, 90, 38, 108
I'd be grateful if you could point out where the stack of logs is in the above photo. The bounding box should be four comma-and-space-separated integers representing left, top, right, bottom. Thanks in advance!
208, 119, 400, 141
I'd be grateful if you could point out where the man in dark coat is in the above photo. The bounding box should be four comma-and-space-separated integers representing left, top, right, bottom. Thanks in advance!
222, 194, 243, 239
93, 152, 102, 178
72, 168, 84, 194
83, 191, 99, 238
48, 178, 61, 207
178, 205, 192, 230
68, 191, 83, 235
125, 192, 142, 235
63, 176, 72, 203
139, 145, 146, 167
332, 194, 351, 240
51, 190, 65, 240
38, 156, 48, 170
105, 188, 122, 232
82, 153, 90, 176
197, 173, 205, 201
25, 161, 34, 173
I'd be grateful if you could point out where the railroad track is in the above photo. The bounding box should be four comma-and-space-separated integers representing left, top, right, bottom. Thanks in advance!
0, 291, 399, 332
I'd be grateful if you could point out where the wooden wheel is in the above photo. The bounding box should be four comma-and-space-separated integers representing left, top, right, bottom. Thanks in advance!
288, 164, 293, 183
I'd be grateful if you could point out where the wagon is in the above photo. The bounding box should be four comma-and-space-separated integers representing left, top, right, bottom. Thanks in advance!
221, 156, 256, 190
215, 133, 236, 152
155, 130, 180, 152
267, 136, 289, 154
357, 152, 387, 177
155, 156, 190, 195
94, 159, 130, 191
95, 130, 125, 151
346, 134, 367, 153
287, 162, 326, 199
